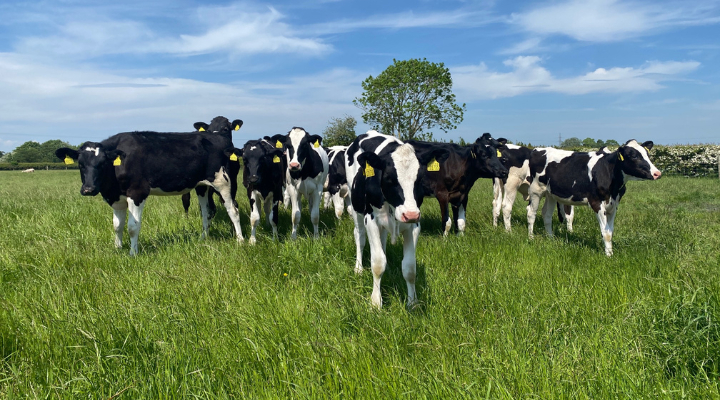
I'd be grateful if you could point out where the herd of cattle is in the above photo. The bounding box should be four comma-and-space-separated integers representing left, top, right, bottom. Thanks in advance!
54, 116, 661, 308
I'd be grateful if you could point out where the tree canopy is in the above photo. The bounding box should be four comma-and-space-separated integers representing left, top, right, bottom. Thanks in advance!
353, 58, 466, 141
4, 140, 75, 163
560, 137, 619, 149
321, 115, 357, 147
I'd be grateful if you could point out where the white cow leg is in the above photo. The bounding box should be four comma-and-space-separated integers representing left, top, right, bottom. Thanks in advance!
249, 192, 261, 245
457, 204, 467, 236
603, 202, 618, 257
492, 178, 503, 227
216, 185, 243, 243
402, 222, 421, 307
111, 202, 127, 248
126, 198, 145, 256
283, 188, 290, 209
565, 206, 575, 233
289, 187, 301, 240
309, 190, 320, 238
594, 203, 612, 256
197, 189, 210, 240
365, 215, 386, 308
526, 189, 542, 239
502, 178, 521, 232
352, 210, 366, 274
542, 195, 556, 237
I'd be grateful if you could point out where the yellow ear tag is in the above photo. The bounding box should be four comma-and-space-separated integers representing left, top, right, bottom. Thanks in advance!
364, 162, 375, 178
314, 140, 320, 148
113, 156, 122, 166
471, 151, 476, 159
276, 141, 283, 149
198, 127, 205, 132
427, 158, 440, 172
230, 153, 238, 161
64, 156, 74, 165
497, 150, 502, 158
273, 155, 281, 163
643, 146, 649, 152
234, 124, 240, 131
618, 153, 624, 161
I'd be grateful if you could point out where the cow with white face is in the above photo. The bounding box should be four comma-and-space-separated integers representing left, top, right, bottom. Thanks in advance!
55, 116, 245, 255
526, 139, 661, 256
323, 145, 351, 219
346, 131, 449, 308
268, 128, 329, 239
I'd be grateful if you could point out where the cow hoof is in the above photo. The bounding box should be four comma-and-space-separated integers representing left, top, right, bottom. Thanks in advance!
249, 237, 256, 245
354, 266, 363, 274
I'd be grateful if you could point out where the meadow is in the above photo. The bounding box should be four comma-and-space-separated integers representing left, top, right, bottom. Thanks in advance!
1, 170, 719, 398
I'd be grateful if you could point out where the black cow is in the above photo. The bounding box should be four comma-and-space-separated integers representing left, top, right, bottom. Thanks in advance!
226, 139, 285, 244
526, 140, 661, 256
267, 128, 328, 239
407, 133, 508, 236
323, 145, 350, 219
55, 116, 245, 255
345, 130, 449, 308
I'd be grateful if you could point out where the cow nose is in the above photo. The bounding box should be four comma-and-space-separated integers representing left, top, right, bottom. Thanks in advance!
289, 162, 300, 170
653, 170, 662, 180
81, 187, 94, 195
402, 210, 420, 223
249, 175, 260, 183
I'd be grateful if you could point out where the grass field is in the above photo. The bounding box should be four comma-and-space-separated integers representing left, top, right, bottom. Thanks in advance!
1, 170, 719, 398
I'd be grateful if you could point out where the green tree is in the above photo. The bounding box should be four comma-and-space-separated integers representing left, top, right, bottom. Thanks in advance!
582, 138, 598, 147
0, 151, 4, 158
605, 139, 620, 147
322, 115, 357, 147
561, 137, 582, 148
6, 140, 74, 162
353, 58, 466, 141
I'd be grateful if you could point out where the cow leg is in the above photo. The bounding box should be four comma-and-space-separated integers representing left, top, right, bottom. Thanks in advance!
249, 192, 261, 245
126, 197, 146, 256
542, 195, 556, 237
215, 182, 244, 243
283, 188, 291, 209
264, 193, 278, 240
364, 214, 386, 308
492, 178, 504, 227
526, 188, 543, 239
287, 186, 301, 240
206, 188, 217, 220
352, 210, 366, 274
564, 205, 575, 233
323, 191, 331, 210
604, 203, 618, 257
502, 177, 522, 232
402, 222, 421, 307
437, 192, 451, 237
181, 193, 191, 216
457, 198, 468, 236
196, 186, 211, 239
111, 201, 127, 248
332, 193, 344, 219
309, 189, 321, 238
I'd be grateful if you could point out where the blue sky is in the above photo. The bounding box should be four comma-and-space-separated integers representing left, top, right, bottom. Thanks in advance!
1, 0, 719, 152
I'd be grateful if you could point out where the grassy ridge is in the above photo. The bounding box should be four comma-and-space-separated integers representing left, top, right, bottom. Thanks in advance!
1, 171, 719, 398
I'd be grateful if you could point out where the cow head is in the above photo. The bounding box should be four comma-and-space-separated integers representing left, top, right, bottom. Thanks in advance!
352, 143, 449, 223
194, 116, 243, 137
617, 140, 662, 180
231, 140, 284, 185
471, 133, 509, 179
56, 143, 125, 196
269, 128, 322, 172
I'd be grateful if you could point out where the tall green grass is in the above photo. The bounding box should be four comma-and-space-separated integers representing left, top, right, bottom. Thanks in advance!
1, 171, 719, 398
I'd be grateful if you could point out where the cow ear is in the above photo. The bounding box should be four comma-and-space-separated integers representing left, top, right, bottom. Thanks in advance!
224, 147, 243, 160
308, 135, 323, 147
354, 152, 385, 211
55, 147, 79, 162
417, 148, 450, 165
266, 134, 287, 146
357, 152, 385, 171
231, 119, 243, 131
641, 141, 653, 151
106, 149, 125, 165
194, 122, 209, 132
497, 138, 508, 146
598, 146, 609, 154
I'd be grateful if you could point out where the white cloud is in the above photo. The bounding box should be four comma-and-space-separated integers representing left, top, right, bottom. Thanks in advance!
452, 56, 700, 99
498, 37, 545, 55
15, 7, 330, 58
0, 53, 364, 150
511, 0, 720, 42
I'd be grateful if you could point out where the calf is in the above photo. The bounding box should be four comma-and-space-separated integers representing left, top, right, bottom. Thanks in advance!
227, 139, 285, 244
268, 128, 329, 239
346, 131, 449, 308
323, 145, 350, 219
407, 133, 508, 236
493, 143, 611, 231
55, 116, 245, 255
526, 140, 661, 256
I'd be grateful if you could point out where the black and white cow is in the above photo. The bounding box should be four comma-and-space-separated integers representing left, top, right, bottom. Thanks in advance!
323, 145, 351, 219
268, 128, 329, 239
226, 139, 285, 244
493, 143, 612, 232
55, 116, 245, 255
526, 140, 661, 256
407, 133, 508, 236
345, 130, 449, 308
